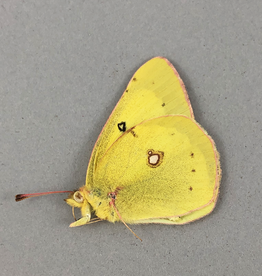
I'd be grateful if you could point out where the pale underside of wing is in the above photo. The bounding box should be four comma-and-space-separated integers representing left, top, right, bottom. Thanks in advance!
93, 116, 221, 224
131, 184, 220, 225
86, 57, 194, 189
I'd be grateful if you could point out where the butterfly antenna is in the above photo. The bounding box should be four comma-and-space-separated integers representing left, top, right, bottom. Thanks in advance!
15, 190, 72, 202
110, 201, 142, 242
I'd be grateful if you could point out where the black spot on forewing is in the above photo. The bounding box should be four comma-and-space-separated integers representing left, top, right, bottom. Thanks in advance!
118, 122, 126, 132
189, 187, 193, 191
191, 169, 196, 172
130, 130, 138, 138
190, 152, 194, 158
162, 103, 165, 107
133, 77, 137, 81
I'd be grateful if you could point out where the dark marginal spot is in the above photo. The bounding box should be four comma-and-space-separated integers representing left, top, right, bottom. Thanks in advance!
190, 152, 194, 158
189, 187, 193, 191
162, 103, 165, 107
191, 169, 196, 172
125, 89, 128, 93
133, 77, 137, 81
118, 121, 126, 132
98, 202, 102, 206
130, 130, 138, 138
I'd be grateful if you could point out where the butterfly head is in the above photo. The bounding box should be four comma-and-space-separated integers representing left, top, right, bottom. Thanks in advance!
64, 187, 92, 227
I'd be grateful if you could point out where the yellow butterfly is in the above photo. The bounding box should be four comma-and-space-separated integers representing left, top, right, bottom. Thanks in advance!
16, 57, 221, 240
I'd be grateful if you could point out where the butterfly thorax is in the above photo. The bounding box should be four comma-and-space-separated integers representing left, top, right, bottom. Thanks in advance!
65, 186, 121, 225
86, 186, 122, 223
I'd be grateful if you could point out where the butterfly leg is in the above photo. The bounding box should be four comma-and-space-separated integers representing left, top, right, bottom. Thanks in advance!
69, 201, 91, 227
70, 216, 90, 227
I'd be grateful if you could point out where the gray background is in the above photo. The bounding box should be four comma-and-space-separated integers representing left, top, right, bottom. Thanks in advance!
1, 1, 261, 275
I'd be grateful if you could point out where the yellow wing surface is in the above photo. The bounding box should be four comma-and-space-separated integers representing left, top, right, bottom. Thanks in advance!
87, 116, 220, 224
86, 57, 194, 188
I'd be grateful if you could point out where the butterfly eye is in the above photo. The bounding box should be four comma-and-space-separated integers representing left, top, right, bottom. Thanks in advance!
73, 191, 84, 203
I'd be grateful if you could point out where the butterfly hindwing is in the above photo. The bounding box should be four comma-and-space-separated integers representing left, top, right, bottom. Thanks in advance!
92, 116, 220, 223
